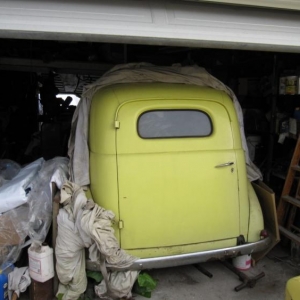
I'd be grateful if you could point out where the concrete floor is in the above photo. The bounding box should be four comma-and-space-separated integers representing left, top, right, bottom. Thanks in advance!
19, 245, 300, 300
133, 245, 299, 300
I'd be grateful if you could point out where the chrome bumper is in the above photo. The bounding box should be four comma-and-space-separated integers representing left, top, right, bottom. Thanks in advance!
86, 236, 272, 271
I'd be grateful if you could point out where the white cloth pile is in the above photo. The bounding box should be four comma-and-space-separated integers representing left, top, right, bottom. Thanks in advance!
56, 181, 139, 300
8, 267, 31, 300
68, 63, 262, 187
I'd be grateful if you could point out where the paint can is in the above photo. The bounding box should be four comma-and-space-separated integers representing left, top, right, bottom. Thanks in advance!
232, 254, 252, 271
279, 77, 286, 95
285, 76, 298, 95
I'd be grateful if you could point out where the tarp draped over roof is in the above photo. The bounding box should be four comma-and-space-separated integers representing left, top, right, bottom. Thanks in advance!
68, 63, 262, 186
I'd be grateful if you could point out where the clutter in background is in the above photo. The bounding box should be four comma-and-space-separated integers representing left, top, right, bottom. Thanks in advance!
0, 158, 153, 300
0, 262, 14, 300
0, 157, 69, 299
0, 160, 21, 188
0, 157, 69, 267
0, 158, 44, 214
279, 74, 300, 95
28, 244, 54, 283
0, 206, 28, 273
56, 181, 138, 300
27, 157, 69, 244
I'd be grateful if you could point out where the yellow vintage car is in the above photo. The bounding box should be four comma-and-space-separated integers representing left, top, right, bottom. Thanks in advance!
88, 83, 271, 269
285, 276, 300, 300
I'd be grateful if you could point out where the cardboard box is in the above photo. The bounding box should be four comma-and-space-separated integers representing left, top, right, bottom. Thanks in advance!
0, 215, 21, 246
252, 180, 280, 263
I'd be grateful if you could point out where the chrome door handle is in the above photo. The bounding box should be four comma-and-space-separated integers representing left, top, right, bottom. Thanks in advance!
215, 162, 234, 168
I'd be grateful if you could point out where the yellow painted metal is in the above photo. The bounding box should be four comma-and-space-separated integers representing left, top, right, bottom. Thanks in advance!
89, 83, 251, 254
285, 276, 300, 300
118, 220, 124, 229
247, 181, 264, 242
235, 150, 249, 238
89, 88, 121, 239
117, 98, 241, 249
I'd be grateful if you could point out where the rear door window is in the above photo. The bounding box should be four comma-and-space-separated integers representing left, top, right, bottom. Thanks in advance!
138, 110, 212, 138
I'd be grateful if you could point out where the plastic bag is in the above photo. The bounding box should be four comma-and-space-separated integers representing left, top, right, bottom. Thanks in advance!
0, 159, 21, 181
0, 159, 21, 188
27, 157, 69, 243
0, 205, 29, 267
0, 157, 69, 268
0, 158, 44, 213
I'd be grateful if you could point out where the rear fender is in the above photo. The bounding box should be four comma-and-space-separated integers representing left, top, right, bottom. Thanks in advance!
247, 181, 264, 242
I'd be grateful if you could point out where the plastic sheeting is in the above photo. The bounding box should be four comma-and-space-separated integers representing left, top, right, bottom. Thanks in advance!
27, 157, 69, 243
56, 181, 138, 300
0, 157, 69, 269
0, 206, 29, 267
0, 160, 21, 187
0, 158, 44, 214
68, 63, 262, 187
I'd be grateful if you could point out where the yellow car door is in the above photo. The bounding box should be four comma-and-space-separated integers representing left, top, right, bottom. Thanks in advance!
116, 99, 241, 250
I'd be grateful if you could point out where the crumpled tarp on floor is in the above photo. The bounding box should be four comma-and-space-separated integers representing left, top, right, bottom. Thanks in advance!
56, 181, 139, 300
68, 63, 262, 187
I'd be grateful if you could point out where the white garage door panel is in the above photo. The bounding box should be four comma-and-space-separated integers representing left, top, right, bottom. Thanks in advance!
1, 0, 300, 52
168, 2, 300, 28
165, 2, 300, 45
191, 0, 300, 11
0, 0, 153, 23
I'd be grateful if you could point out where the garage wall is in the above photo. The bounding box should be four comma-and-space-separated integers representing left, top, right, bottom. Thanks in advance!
1, 0, 300, 52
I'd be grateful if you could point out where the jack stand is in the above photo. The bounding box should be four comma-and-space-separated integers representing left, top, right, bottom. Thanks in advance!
193, 264, 213, 278
220, 260, 265, 292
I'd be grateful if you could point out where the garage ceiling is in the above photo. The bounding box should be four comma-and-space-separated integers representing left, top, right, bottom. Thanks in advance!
1, 0, 300, 53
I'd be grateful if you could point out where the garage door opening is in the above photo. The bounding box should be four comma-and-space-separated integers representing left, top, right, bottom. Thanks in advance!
0, 37, 299, 192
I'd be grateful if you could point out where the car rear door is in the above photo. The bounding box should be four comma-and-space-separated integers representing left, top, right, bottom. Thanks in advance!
116, 99, 241, 250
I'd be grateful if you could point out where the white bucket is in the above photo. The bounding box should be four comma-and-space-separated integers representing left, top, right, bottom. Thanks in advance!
232, 254, 252, 271
28, 244, 54, 282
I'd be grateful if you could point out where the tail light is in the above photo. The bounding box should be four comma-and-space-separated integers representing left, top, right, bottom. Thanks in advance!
260, 229, 268, 239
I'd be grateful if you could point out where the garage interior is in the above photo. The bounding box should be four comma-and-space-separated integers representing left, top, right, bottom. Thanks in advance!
1, 37, 300, 300
1, 0, 300, 299
1, 39, 299, 192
